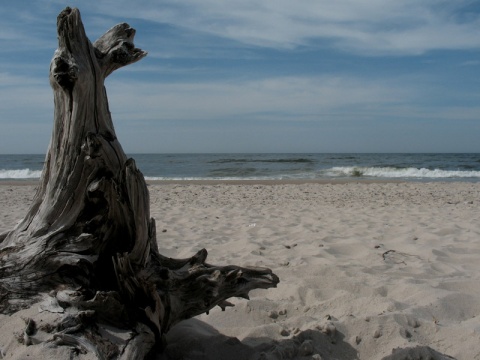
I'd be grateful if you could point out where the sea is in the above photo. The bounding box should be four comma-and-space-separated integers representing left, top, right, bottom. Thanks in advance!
1, 153, 480, 182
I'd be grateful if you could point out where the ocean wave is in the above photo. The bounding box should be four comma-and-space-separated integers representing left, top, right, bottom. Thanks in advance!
144, 176, 275, 181
208, 158, 314, 164
324, 167, 480, 179
4, 166, 478, 181
208, 167, 258, 177
0, 169, 43, 179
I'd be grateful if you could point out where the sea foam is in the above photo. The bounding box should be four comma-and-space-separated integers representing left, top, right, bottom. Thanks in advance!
325, 166, 480, 179
0, 169, 42, 179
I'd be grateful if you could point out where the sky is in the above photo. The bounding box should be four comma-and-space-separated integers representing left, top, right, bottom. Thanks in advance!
1, 1, 479, 154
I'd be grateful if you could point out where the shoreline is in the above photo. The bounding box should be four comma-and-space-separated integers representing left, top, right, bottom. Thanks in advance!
0, 178, 431, 186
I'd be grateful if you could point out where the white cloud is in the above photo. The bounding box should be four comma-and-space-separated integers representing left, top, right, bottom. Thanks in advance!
4, 1, 478, 57
460, 60, 480, 67
0, 3, 57, 50
88, 0, 480, 55
0, 73, 53, 122
106, 75, 414, 123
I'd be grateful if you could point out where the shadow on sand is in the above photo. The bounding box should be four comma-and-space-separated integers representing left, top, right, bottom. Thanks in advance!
156, 318, 358, 360
156, 318, 456, 359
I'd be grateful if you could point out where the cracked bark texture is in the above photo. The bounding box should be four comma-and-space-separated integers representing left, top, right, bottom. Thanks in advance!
0, 8, 278, 358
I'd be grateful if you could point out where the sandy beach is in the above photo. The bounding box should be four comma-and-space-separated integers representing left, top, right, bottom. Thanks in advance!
1, 181, 479, 359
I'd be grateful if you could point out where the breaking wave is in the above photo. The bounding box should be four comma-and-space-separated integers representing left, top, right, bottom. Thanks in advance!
0, 169, 42, 179
324, 167, 480, 179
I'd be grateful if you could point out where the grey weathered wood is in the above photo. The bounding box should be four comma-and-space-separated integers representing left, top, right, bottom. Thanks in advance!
0, 7, 278, 358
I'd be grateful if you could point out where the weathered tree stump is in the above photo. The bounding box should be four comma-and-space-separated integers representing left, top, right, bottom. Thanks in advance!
0, 7, 278, 358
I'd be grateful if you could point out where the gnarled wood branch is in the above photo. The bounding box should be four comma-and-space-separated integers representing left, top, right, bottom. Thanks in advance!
0, 7, 278, 358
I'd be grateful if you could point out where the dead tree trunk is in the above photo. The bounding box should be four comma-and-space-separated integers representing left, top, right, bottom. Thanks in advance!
0, 7, 278, 358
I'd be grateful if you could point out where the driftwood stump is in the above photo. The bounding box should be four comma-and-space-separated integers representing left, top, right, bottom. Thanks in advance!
0, 7, 278, 358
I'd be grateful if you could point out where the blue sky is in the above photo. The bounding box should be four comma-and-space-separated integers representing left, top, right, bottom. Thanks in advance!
1, 1, 479, 154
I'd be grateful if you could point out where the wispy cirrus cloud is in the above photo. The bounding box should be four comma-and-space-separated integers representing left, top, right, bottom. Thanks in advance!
3, 1, 479, 58
84, 0, 480, 55
105, 74, 439, 123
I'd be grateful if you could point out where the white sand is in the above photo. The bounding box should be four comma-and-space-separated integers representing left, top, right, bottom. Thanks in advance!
1, 181, 479, 359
